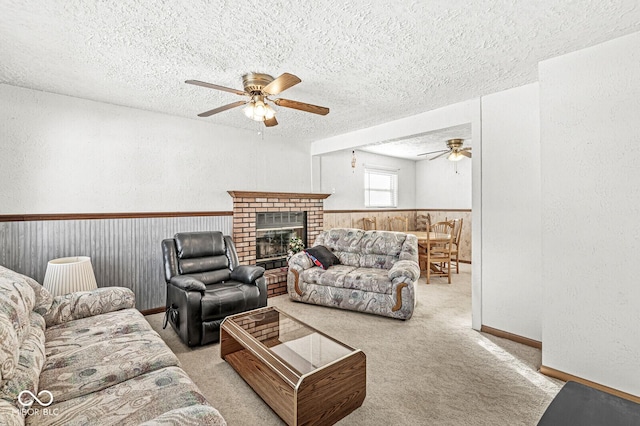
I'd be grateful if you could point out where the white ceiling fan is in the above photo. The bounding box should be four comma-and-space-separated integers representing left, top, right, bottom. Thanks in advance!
419, 138, 472, 161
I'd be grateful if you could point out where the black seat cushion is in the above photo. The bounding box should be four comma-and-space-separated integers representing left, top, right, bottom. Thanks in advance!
200, 281, 261, 321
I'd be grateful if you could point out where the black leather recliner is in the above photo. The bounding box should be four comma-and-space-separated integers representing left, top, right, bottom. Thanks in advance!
161, 231, 267, 346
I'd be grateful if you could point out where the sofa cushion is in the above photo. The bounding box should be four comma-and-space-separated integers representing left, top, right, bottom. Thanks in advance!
0, 313, 46, 417
43, 287, 135, 327
0, 315, 19, 385
25, 367, 222, 426
301, 265, 357, 287
343, 267, 394, 294
0, 399, 22, 426
358, 231, 407, 269
39, 308, 180, 404
314, 229, 409, 269
0, 266, 38, 383
314, 228, 364, 267
9, 270, 52, 317
304, 245, 340, 270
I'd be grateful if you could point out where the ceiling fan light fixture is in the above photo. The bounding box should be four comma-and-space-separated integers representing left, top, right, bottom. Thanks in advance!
187, 72, 329, 128
448, 151, 464, 161
253, 100, 266, 117
264, 104, 275, 119
243, 102, 255, 118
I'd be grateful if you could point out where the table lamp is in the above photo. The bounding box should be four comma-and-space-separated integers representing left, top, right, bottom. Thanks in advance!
43, 256, 98, 297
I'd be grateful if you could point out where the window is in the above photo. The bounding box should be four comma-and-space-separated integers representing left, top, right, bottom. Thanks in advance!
364, 167, 398, 208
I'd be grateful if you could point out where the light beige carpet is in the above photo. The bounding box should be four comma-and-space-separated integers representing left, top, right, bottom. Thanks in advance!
146, 264, 562, 425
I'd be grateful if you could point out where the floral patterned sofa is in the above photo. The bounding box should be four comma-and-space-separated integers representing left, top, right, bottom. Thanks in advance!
0, 265, 225, 426
287, 228, 420, 320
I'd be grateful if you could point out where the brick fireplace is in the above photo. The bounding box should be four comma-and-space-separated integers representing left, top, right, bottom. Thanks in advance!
227, 191, 331, 297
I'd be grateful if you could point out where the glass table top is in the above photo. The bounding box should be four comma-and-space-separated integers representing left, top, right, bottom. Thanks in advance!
228, 307, 354, 375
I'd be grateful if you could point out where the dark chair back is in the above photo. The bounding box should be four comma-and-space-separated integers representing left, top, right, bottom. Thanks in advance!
162, 231, 240, 284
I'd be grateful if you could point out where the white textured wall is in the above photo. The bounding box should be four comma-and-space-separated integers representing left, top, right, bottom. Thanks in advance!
319, 150, 416, 210
540, 32, 640, 395
415, 156, 471, 209
0, 84, 311, 214
481, 83, 541, 341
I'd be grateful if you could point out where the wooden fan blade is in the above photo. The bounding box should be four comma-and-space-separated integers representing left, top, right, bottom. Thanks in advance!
185, 80, 247, 96
429, 150, 451, 160
263, 73, 301, 95
418, 149, 448, 156
264, 116, 278, 127
274, 98, 329, 115
197, 100, 247, 117
460, 150, 472, 158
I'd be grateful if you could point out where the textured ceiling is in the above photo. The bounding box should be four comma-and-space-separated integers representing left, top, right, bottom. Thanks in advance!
1, 0, 639, 151
360, 124, 472, 160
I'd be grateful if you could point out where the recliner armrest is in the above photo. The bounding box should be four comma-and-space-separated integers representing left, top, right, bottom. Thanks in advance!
169, 276, 206, 292
231, 265, 265, 284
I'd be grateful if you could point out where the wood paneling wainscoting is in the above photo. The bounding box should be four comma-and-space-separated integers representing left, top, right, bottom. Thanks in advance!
324, 209, 472, 263
0, 212, 232, 311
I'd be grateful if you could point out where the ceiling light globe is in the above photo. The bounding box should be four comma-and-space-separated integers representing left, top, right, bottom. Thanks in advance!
264, 104, 275, 119
254, 101, 266, 117
243, 103, 255, 118
448, 151, 464, 161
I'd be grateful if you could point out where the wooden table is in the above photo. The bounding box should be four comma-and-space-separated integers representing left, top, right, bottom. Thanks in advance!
406, 231, 451, 243
221, 306, 366, 426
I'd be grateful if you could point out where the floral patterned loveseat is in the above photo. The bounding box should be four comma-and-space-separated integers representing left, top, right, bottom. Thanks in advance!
287, 228, 420, 320
0, 265, 225, 426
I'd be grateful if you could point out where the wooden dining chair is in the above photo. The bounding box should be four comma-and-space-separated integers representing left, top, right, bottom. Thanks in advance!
449, 218, 463, 274
387, 216, 408, 232
354, 217, 377, 230
416, 213, 431, 231
426, 221, 455, 284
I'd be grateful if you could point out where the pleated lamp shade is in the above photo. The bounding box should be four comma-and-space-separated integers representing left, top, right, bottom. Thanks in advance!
43, 256, 98, 297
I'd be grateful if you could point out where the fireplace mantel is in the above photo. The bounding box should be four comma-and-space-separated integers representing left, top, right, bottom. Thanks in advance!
227, 190, 331, 200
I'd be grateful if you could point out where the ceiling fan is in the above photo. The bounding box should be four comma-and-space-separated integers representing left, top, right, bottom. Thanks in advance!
185, 72, 329, 127
419, 138, 472, 161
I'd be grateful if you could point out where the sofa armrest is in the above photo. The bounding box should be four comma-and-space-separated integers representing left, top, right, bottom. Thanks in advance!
388, 260, 420, 283
288, 251, 313, 271
44, 287, 135, 327
170, 276, 206, 292
230, 265, 265, 284
287, 252, 314, 296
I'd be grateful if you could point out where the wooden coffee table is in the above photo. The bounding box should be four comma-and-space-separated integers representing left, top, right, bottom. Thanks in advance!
221, 306, 366, 425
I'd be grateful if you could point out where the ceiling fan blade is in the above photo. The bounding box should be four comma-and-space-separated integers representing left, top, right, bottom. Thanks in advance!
460, 150, 472, 158
263, 73, 301, 95
274, 98, 329, 115
197, 100, 247, 117
429, 150, 451, 161
418, 149, 448, 156
185, 80, 247, 96
264, 116, 278, 127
